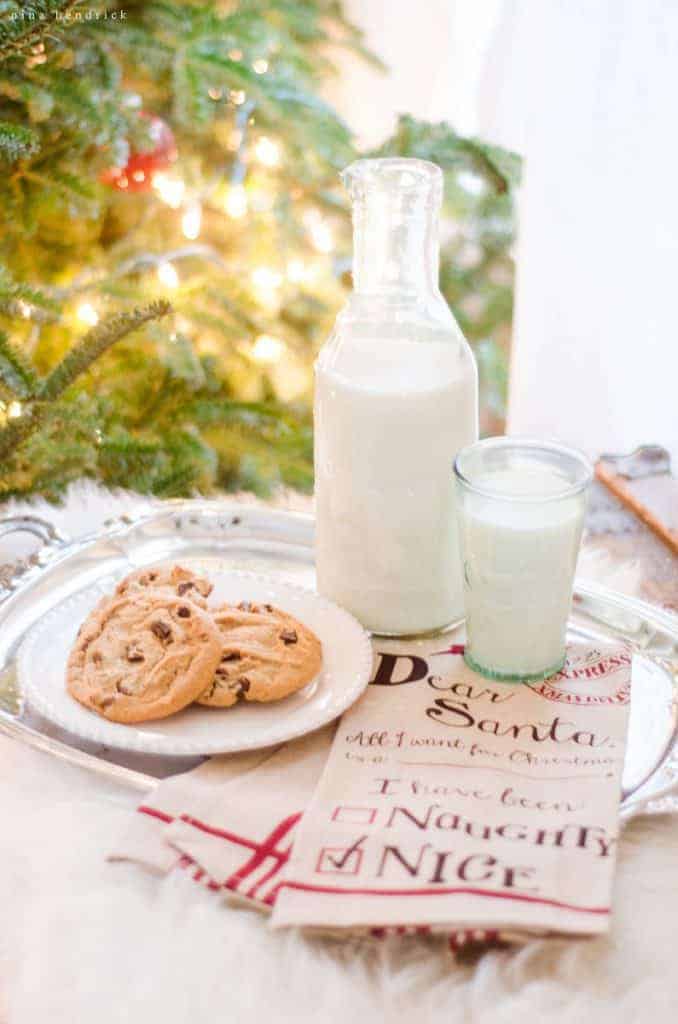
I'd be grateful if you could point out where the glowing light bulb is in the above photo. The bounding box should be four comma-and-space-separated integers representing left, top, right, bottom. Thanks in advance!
152, 172, 185, 209
77, 302, 99, 327
230, 89, 246, 106
251, 267, 282, 311
255, 136, 280, 167
252, 58, 269, 74
208, 87, 223, 100
224, 183, 248, 218
17, 299, 32, 319
157, 262, 179, 289
181, 202, 202, 240
7, 400, 22, 419
251, 334, 283, 364
228, 49, 243, 61
287, 259, 311, 284
309, 219, 333, 254
251, 267, 283, 290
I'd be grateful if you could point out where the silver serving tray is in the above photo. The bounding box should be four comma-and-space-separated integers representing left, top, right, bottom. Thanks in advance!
0, 501, 676, 819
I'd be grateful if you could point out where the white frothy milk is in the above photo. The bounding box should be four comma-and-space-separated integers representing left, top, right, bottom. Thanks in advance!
457, 465, 586, 677
315, 336, 477, 634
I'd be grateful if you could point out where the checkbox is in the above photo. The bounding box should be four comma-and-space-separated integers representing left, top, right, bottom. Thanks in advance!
316, 839, 365, 876
331, 806, 377, 825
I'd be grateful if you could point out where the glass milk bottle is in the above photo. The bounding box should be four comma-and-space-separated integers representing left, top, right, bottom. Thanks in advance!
314, 158, 478, 634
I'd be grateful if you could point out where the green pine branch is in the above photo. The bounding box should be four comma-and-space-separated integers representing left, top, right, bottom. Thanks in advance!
0, 401, 46, 460
0, 301, 170, 469
0, 266, 59, 321
0, 120, 40, 161
39, 300, 171, 400
0, 330, 40, 398
0, 1, 82, 63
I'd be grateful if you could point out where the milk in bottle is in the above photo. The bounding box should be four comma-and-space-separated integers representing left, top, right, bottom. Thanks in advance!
314, 159, 478, 634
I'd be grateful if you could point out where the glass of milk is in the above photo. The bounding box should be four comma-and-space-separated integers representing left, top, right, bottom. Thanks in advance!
454, 438, 592, 681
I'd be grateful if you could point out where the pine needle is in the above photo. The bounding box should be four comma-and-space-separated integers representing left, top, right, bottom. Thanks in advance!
0, 403, 47, 461
39, 301, 171, 401
0, 2, 81, 63
0, 122, 40, 163
0, 331, 40, 399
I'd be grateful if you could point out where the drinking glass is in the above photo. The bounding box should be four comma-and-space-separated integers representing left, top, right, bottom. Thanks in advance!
453, 438, 593, 681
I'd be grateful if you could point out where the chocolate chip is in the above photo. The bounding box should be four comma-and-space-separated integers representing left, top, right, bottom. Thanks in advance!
126, 645, 144, 663
231, 516, 241, 525
236, 676, 251, 695
280, 629, 298, 645
263, 604, 274, 613
176, 581, 194, 596
99, 696, 115, 709
221, 651, 241, 662
150, 620, 172, 641
238, 601, 253, 612
177, 606, 191, 618
215, 668, 229, 679
91, 650, 103, 664
116, 680, 135, 696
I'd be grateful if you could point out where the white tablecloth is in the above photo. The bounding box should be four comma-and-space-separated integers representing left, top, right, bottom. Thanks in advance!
1, 483, 676, 1023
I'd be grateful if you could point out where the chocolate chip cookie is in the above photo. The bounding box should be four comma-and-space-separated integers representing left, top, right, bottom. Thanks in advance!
115, 564, 213, 608
67, 591, 221, 723
197, 601, 322, 707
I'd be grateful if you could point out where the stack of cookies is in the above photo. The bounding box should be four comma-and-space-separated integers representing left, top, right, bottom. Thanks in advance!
66, 565, 322, 724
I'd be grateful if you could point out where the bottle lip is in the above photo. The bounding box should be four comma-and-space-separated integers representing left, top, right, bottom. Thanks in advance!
341, 158, 443, 201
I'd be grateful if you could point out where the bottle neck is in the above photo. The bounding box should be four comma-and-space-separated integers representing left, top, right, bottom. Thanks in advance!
351, 190, 440, 297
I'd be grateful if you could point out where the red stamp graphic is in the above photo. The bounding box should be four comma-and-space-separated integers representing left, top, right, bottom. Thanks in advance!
528, 649, 631, 706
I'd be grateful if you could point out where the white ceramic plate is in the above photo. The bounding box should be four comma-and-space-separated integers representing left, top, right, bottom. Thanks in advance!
18, 571, 373, 756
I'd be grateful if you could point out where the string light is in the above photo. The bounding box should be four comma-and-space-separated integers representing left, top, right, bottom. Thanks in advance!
157, 262, 179, 289
251, 267, 282, 310
255, 136, 280, 167
252, 58, 269, 74
229, 89, 246, 106
7, 400, 22, 419
208, 87, 223, 100
304, 211, 334, 253
76, 302, 99, 327
252, 267, 282, 290
309, 220, 333, 253
228, 49, 243, 61
287, 259, 313, 284
251, 334, 283, 364
181, 202, 202, 240
224, 183, 248, 218
17, 299, 32, 319
457, 170, 485, 196
152, 172, 185, 209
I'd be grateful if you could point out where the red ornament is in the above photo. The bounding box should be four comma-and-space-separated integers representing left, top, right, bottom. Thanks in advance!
100, 114, 177, 193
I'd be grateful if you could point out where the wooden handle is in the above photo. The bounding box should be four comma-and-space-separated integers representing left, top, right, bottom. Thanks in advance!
595, 461, 678, 557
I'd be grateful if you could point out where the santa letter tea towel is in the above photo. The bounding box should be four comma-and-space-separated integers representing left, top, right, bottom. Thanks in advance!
271, 641, 631, 939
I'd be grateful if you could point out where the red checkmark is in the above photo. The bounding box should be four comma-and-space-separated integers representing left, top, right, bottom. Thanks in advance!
325, 835, 367, 870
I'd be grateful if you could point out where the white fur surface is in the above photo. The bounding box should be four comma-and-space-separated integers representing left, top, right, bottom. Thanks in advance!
0, 482, 677, 1023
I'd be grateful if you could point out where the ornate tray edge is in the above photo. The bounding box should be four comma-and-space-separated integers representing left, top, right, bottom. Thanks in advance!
0, 500, 676, 817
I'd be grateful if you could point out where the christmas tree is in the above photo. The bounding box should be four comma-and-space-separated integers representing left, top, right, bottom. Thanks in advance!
0, 1, 520, 501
